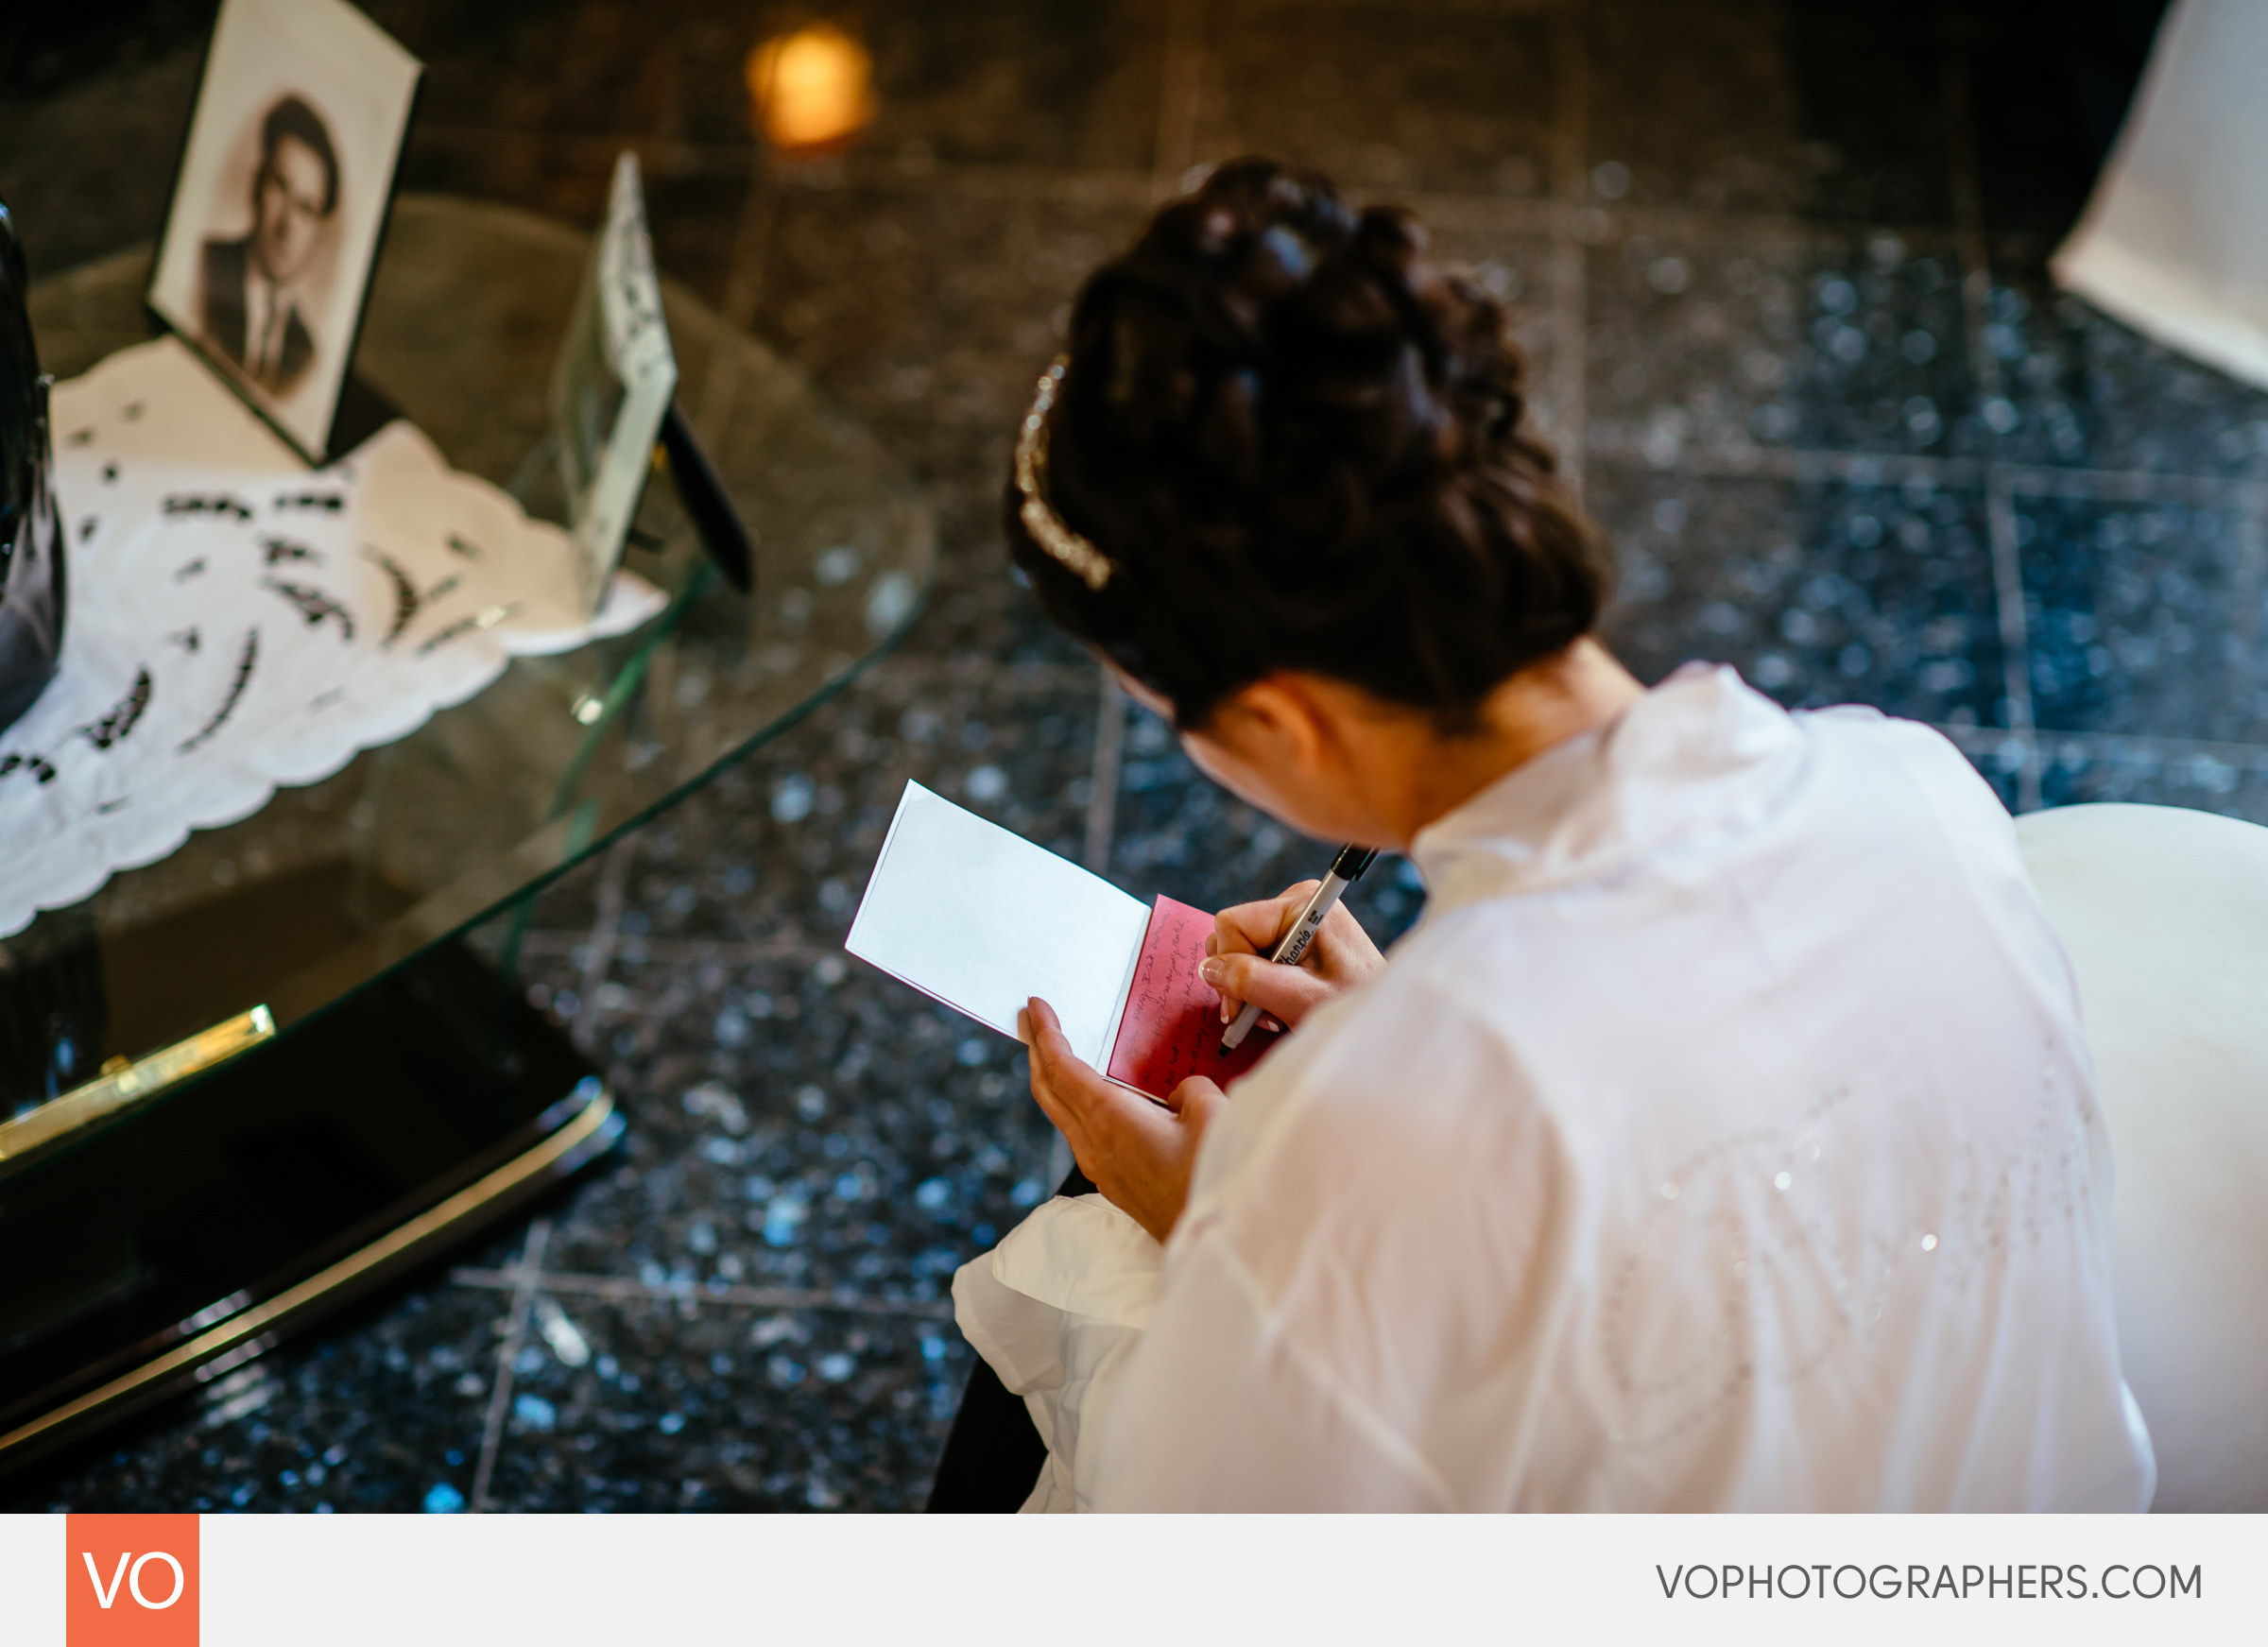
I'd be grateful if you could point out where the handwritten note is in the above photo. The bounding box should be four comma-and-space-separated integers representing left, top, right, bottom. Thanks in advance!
845, 785, 1285, 1100
1106, 896, 1276, 1099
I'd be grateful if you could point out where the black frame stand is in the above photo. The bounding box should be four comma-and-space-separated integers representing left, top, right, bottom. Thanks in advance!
658, 401, 753, 594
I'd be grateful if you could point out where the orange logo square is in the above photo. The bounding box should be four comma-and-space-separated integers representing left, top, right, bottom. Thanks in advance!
66, 1515, 198, 1647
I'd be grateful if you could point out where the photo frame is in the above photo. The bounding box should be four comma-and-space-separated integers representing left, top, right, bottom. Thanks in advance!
146, 0, 421, 464
550, 153, 683, 616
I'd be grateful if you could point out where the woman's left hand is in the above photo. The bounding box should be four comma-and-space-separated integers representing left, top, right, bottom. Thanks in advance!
1020, 996, 1224, 1244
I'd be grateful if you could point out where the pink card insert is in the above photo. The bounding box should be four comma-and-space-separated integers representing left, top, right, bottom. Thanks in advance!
1105, 896, 1277, 1099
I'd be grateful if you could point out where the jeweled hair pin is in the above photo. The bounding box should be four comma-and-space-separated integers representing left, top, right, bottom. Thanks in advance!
1012, 356, 1113, 592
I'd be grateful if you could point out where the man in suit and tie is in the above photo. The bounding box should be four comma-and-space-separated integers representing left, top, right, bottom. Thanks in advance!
200, 94, 338, 397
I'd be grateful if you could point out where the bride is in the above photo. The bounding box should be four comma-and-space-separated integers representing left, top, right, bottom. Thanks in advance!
937, 158, 2154, 1514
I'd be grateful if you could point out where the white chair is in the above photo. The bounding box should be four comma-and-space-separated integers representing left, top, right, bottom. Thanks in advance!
2053, 0, 2268, 391
2016, 801, 2268, 1511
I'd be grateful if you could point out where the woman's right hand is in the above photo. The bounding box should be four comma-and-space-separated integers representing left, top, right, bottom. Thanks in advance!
1197, 881, 1387, 1032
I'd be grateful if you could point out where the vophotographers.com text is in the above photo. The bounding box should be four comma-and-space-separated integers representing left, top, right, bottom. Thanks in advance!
1657, 1562, 2202, 1602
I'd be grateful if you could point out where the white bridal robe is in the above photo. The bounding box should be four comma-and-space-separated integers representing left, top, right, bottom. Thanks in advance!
954, 664, 2156, 1512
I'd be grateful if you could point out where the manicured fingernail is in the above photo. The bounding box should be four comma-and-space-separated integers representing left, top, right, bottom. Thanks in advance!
1198, 958, 1226, 986
1016, 1007, 1031, 1041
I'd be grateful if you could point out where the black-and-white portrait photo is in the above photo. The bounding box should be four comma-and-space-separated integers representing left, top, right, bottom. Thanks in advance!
146, 0, 421, 460
199, 94, 339, 398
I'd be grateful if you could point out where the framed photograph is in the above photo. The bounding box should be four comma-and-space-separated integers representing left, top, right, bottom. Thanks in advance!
550, 152, 680, 615
146, 0, 421, 463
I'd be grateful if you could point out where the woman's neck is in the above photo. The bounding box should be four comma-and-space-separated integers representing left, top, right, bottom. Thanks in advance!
1385, 639, 1646, 846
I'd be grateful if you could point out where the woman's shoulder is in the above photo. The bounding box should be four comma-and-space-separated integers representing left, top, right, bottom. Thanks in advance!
1795, 702, 2013, 821
1784, 705, 2035, 896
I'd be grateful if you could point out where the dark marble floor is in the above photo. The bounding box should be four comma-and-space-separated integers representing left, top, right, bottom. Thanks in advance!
7, 0, 2261, 1513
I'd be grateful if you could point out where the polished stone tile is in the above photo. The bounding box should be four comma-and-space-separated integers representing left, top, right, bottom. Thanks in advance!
1192, 1, 1556, 198
900, 486, 1097, 670
853, 0, 1171, 175
3, 1284, 504, 1514
604, 656, 1103, 950
2017, 489, 2268, 743
1588, 222, 1973, 466
0, 43, 204, 278
1594, 465, 2008, 728
1586, 0, 1954, 225
755, 181, 1158, 662
1420, 222, 1562, 437
475, 1293, 967, 1511
396, 131, 755, 312
361, 1, 1172, 173
1967, 268, 2268, 481
405, 2, 763, 149
539, 947, 1060, 1303
760, 183, 1151, 492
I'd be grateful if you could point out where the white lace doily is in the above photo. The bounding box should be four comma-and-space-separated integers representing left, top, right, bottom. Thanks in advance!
0, 337, 666, 940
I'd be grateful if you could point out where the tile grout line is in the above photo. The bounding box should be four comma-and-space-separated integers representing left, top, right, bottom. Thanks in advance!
385, 127, 2045, 275
1938, 16, 2005, 409
1066, 669, 1126, 1187
689, 152, 781, 441
1082, 672, 1126, 875
428, 112, 2001, 259
1589, 435, 1985, 489
1940, 721, 2268, 773
1019, 0, 1213, 1195
1151, 0, 1208, 195
468, 1217, 551, 1513
1941, 10, 2037, 810
1546, 4, 1590, 497
1086, 0, 1199, 874
1984, 471, 2042, 810
2003, 468, 2268, 510
569, 835, 639, 1055
2233, 497, 2268, 742
450, 1265, 957, 1322
1108, 0, 1206, 877
518, 930, 831, 963
747, 146, 2010, 254
1044, 0, 1211, 1195
1578, 430, 2265, 509
715, 151, 780, 334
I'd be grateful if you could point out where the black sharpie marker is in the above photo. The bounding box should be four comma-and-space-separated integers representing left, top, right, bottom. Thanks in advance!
1219, 844, 1379, 1055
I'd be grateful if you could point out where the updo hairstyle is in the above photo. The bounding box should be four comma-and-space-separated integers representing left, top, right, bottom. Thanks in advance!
1004, 158, 1612, 733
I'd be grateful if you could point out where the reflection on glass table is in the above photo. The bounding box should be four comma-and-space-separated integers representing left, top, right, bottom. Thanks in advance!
0, 194, 933, 1472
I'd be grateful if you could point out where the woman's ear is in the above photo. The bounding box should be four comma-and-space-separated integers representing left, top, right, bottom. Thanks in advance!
1178, 672, 1415, 847
1199, 675, 1336, 776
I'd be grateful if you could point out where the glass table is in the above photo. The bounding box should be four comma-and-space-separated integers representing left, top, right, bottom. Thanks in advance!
0, 194, 934, 1471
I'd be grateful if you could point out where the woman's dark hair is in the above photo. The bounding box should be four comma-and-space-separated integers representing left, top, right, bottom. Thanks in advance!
1005, 158, 1610, 732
